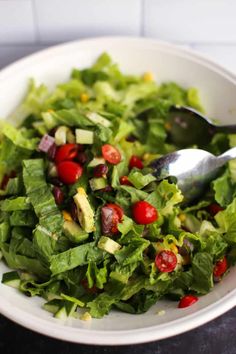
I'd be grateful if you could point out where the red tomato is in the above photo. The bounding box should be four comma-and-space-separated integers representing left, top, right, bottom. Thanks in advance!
102, 144, 121, 165
0, 175, 10, 190
81, 279, 98, 294
101, 203, 124, 235
57, 161, 83, 184
119, 175, 133, 186
155, 250, 177, 273
55, 144, 78, 163
132, 201, 158, 224
178, 295, 198, 308
213, 256, 227, 277
207, 203, 224, 216
129, 155, 143, 169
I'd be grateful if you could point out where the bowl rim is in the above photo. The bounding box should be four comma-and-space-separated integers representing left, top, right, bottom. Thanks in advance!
0, 36, 236, 345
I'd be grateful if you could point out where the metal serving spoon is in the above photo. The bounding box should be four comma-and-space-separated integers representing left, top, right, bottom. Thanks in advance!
166, 106, 236, 147
150, 147, 236, 203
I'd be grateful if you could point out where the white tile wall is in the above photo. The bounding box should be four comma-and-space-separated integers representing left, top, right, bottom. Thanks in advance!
0, 0, 35, 44
0, 0, 236, 73
34, 0, 142, 42
143, 0, 236, 44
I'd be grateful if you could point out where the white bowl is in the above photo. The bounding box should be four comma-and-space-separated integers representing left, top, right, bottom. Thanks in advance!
0, 37, 236, 345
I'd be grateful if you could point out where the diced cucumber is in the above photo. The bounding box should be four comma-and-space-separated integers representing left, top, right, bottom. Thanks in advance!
98, 236, 121, 254
48, 163, 58, 177
43, 299, 62, 314
89, 177, 108, 191
86, 112, 112, 128
54, 301, 77, 319
63, 220, 89, 243
55, 126, 68, 145
67, 129, 75, 143
2, 271, 21, 289
32, 121, 47, 136
54, 306, 67, 320
88, 157, 105, 167
75, 129, 94, 144
0, 221, 10, 243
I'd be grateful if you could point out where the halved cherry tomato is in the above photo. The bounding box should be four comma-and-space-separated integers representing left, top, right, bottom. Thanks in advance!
178, 295, 198, 308
132, 200, 158, 224
213, 256, 227, 277
155, 250, 177, 273
102, 144, 121, 165
119, 175, 133, 186
0, 175, 10, 190
101, 203, 124, 235
0, 171, 16, 190
129, 155, 143, 169
81, 279, 98, 294
207, 203, 224, 216
55, 144, 78, 163
57, 161, 83, 184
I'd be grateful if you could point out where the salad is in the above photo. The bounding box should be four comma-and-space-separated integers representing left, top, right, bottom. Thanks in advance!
0, 53, 236, 320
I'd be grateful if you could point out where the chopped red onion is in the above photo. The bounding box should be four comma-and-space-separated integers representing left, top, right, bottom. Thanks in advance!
38, 134, 55, 153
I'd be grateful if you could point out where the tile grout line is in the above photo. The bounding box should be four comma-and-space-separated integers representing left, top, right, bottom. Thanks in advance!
1, 41, 236, 47
31, 0, 40, 44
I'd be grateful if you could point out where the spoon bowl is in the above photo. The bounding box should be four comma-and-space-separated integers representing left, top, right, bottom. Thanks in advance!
167, 106, 236, 148
151, 147, 236, 203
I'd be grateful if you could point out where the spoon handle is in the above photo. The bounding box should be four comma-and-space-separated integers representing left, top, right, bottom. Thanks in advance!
214, 124, 236, 134
218, 147, 236, 164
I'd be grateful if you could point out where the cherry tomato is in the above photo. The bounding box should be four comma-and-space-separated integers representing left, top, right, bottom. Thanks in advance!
101, 203, 124, 235
129, 155, 143, 169
207, 203, 224, 216
55, 144, 78, 163
81, 279, 98, 294
132, 201, 158, 224
155, 250, 177, 273
102, 144, 121, 165
57, 161, 83, 184
178, 295, 198, 308
119, 175, 133, 186
213, 256, 227, 277
0, 175, 10, 190
0, 171, 16, 190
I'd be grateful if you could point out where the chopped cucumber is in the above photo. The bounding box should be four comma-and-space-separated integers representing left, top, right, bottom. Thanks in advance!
75, 129, 94, 144
63, 220, 89, 243
2, 271, 21, 289
89, 177, 108, 191
54, 301, 77, 319
0, 221, 10, 243
98, 236, 121, 254
66, 129, 75, 143
88, 157, 105, 167
43, 299, 62, 314
86, 112, 112, 128
48, 163, 58, 177
55, 126, 68, 145
54, 306, 67, 320
32, 121, 48, 136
